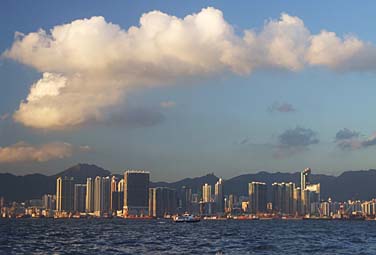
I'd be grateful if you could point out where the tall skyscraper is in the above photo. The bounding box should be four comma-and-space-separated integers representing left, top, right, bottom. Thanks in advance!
149, 187, 177, 218
124, 170, 150, 217
300, 168, 320, 216
301, 168, 311, 190
56, 177, 74, 212
202, 183, 212, 203
272, 182, 294, 215
74, 184, 86, 213
85, 178, 94, 213
110, 176, 117, 212
117, 179, 124, 192
179, 186, 192, 214
248, 182, 267, 214
215, 178, 224, 213
94, 176, 111, 216
293, 187, 302, 215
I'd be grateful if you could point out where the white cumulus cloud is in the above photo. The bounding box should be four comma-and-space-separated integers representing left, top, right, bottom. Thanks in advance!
3, 7, 376, 129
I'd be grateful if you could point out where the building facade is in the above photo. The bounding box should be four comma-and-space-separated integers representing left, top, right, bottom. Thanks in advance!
123, 170, 150, 217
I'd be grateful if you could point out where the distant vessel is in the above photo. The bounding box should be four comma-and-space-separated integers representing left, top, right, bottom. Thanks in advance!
173, 214, 200, 223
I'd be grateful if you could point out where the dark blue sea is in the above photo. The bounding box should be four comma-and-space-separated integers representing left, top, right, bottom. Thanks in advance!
1, 219, 376, 254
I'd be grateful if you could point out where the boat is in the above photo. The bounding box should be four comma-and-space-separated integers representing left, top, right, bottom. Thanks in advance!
173, 214, 200, 223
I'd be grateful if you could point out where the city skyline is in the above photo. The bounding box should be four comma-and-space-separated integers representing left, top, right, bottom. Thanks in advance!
2, 167, 376, 221
2, 1, 376, 181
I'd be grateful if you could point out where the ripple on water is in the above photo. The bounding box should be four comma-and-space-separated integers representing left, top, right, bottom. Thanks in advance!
2, 219, 376, 254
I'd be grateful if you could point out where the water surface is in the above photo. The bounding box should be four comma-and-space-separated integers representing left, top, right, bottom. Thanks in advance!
1, 219, 376, 254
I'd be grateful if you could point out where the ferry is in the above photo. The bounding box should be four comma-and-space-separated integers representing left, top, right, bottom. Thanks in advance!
173, 214, 200, 223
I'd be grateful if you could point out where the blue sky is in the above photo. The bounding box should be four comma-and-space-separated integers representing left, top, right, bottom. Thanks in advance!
1, 1, 376, 181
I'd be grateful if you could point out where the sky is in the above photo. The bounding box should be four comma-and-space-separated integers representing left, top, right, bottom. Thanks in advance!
1, 0, 376, 181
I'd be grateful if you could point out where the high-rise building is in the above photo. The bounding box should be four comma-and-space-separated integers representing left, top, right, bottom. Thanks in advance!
56, 177, 74, 212
202, 183, 212, 203
248, 182, 267, 214
215, 178, 224, 214
110, 176, 117, 212
117, 179, 124, 192
293, 187, 301, 215
300, 168, 321, 216
301, 189, 311, 215
301, 168, 311, 191
74, 184, 86, 213
272, 182, 294, 215
179, 186, 192, 214
149, 187, 177, 218
228, 194, 234, 213
94, 176, 111, 216
42, 194, 56, 210
111, 191, 124, 213
124, 170, 150, 217
85, 178, 94, 213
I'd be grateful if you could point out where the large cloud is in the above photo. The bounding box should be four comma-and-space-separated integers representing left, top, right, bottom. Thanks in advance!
0, 142, 90, 163
4, 7, 376, 129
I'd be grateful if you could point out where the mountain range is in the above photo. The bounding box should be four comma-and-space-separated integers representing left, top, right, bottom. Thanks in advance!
1, 163, 376, 202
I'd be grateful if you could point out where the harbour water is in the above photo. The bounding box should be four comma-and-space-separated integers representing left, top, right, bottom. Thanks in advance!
1, 219, 376, 254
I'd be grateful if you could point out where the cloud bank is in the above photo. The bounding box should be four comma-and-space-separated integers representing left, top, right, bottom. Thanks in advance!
4, 7, 376, 129
0, 142, 90, 163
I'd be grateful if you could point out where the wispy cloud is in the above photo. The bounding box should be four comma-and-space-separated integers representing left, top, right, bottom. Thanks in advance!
160, 100, 176, 109
0, 142, 90, 163
269, 102, 296, 113
0, 113, 9, 121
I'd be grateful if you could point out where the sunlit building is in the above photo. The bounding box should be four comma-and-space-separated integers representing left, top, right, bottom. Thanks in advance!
202, 183, 212, 203
56, 177, 74, 212
248, 182, 267, 214
149, 187, 177, 218
85, 178, 94, 213
215, 178, 224, 214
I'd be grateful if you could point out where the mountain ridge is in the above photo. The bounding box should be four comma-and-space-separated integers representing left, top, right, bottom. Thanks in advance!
1, 164, 376, 202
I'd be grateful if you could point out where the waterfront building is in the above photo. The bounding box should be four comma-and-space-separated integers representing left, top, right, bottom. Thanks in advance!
85, 178, 94, 213
320, 201, 331, 217
300, 168, 321, 216
111, 191, 124, 213
117, 179, 124, 192
202, 183, 212, 203
123, 170, 150, 217
56, 177, 74, 212
94, 176, 111, 216
293, 187, 301, 215
215, 178, 224, 214
110, 176, 117, 212
272, 182, 295, 215
248, 182, 267, 214
42, 194, 56, 210
301, 168, 311, 190
228, 194, 234, 213
179, 186, 192, 214
149, 187, 177, 218
74, 184, 86, 213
